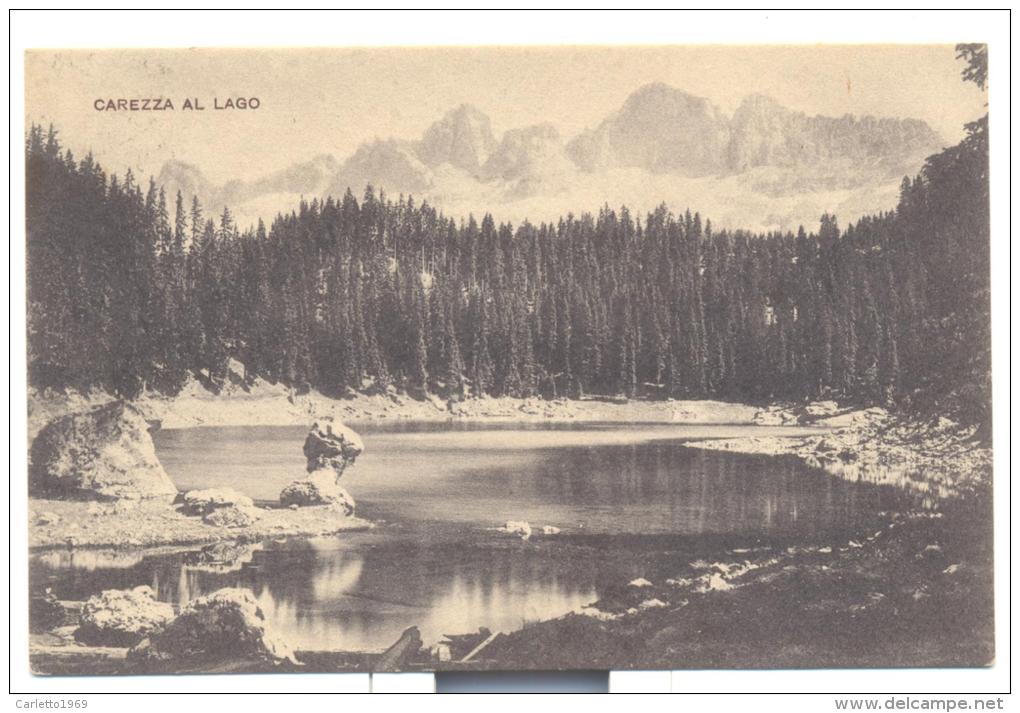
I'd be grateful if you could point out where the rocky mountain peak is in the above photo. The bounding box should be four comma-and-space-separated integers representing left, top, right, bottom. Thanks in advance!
156, 160, 214, 202
482, 123, 567, 182
417, 103, 497, 176
568, 83, 731, 176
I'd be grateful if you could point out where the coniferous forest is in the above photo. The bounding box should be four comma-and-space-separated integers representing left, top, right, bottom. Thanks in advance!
25, 57, 990, 431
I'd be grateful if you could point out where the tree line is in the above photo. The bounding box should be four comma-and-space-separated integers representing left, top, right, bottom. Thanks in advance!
25, 57, 989, 428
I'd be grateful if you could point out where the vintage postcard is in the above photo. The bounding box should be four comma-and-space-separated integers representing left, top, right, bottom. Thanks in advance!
24, 44, 992, 675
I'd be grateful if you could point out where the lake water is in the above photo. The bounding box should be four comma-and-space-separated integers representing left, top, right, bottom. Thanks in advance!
31, 422, 912, 652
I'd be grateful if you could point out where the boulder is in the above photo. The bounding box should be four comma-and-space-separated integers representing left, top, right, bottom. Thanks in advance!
128, 588, 295, 664
29, 402, 177, 502
303, 419, 364, 475
279, 469, 356, 515
202, 504, 262, 528
182, 488, 255, 515
75, 585, 175, 647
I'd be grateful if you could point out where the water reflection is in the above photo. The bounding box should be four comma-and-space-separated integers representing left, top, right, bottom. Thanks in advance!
33, 549, 146, 571
32, 537, 598, 652
374, 442, 909, 536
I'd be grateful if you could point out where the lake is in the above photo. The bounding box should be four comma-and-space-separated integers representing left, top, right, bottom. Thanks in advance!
31, 422, 912, 652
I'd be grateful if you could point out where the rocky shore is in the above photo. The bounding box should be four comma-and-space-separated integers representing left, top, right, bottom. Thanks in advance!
682, 403, 992, 501
457, 404, 995, 669
473, 495, 993, 669
28, 400, 371, 552
27, 383, 993, 674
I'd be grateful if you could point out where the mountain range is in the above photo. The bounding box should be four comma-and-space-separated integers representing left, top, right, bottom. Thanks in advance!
158, 83, 944, 233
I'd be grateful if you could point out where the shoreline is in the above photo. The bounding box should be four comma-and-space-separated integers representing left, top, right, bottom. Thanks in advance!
473, 495, 994, 669
27, 386, 992, 553
29, 379, 773, 437
26, 385, 827, 553
27, 386, 994, 673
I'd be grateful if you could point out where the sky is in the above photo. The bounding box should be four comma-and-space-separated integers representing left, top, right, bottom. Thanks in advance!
25, 45, 986, 184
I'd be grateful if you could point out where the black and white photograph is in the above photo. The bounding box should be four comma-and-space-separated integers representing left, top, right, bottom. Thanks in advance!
14, 13, 1004, 694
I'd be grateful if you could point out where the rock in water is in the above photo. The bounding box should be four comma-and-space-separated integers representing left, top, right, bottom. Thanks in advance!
303, 419, 364, 475
501, 520, 533, 540
182, 488, 255, 515
279, 469, 356, 514
75, 586, 175, 647
128, 588, 295, 664
29, 401, 177, 501
279, 419, 362, 513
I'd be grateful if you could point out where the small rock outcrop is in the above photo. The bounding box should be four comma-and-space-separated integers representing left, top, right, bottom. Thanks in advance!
182, 488, 254, 515
128, 588, 295, 664
30, 401, 177, 502
181, 487, 260, 528
281, 419, 362, 514
75, 586, 175, 647
303, 419, 364, 475
279, 469, 356, 514
202, 504, 262, 528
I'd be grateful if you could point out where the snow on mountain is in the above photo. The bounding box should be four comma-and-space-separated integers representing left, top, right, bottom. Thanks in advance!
154, 83, 945, 232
